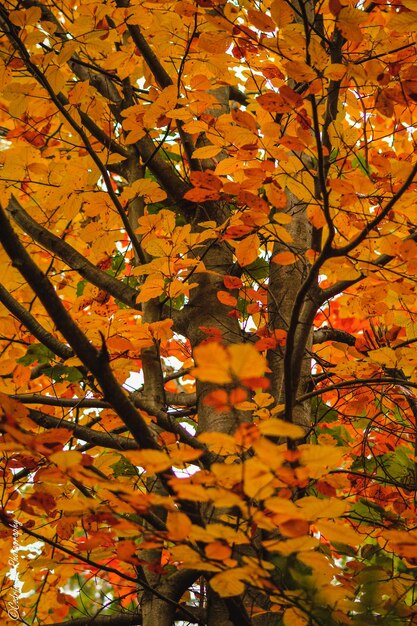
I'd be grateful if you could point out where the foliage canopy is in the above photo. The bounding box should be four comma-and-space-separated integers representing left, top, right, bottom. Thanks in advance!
1, 0, 417, 624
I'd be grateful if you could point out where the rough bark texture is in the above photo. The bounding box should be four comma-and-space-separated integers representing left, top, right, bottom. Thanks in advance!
267, 193, 314, 429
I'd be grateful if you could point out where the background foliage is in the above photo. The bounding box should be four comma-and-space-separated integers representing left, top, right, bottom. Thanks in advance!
1, 0, 417, 624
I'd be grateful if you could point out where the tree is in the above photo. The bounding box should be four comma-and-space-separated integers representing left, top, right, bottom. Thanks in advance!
1, 0, 417, 623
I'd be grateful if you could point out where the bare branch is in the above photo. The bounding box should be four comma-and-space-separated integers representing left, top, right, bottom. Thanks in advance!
313, 327, 356, 346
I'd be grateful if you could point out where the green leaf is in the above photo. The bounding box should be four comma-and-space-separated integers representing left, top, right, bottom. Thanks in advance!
42, 364, 84, 383
76, 279, 87, 297
352, 153, 372, 175
18, 344, 55, 366
245, 257, 269, 281
111, 456, 138, 477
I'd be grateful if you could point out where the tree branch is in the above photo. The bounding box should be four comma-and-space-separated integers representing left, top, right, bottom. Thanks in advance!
11, 393, 206, 457
26, 408, 139, 450
0, 7, 145, 264
13, 524, 202, 624
0, 203, 156, 450
44, 616, 142, 626
297, 376, 417, 405
44, 604, 205, 626
7, 196, 139, 309
313, 327, 356, 346
0, 284, 73, 359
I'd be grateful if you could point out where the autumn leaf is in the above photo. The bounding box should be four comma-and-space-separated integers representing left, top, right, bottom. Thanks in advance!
210, 569, 246, 597
166, 511, 192, 541
234, 233, 260, 266
192, 342, 266, 385
258, 418, 305, 439
272, 251, 297, 265
1, 0, 417, 622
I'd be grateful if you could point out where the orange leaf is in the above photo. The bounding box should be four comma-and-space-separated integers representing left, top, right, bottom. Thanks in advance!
217, 290, 238, 307
223, 275, 243, 289
247, 9, 276, 32
192, 343, 232, 384
166, 511, 192, 541
184, 188, 220, 202
265, 183, 287, 209
257, 92, 292, 113
272, 251, 297, 265
189, 171, 223, 191
337, 7, 367, 43
238, 190, 269, 213
235, 233, 259, 266
205, 541, 233, 560
279, 518, 310, 538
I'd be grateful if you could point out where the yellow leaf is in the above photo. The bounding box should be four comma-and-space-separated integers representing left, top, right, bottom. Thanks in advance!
170, 481, 211, 502
325, 63, 347, 81
136, 276, 165, 303
259, 418, 304, 439
243, 457, 274, 499
192, 342, 266, 384
192, 342, 232, 384
166, 511, 192, 541
368, 347, 397, 368
262, 535, 319, 556
316, 520, 362, 546
337, 7, 367, 43
228, 343, 266, 381
0, 393, 29, 422
148, 319, 174, 342
388, 10, 417, 32
265, 183, 288, 209
10, 6, 41, 26
198, 432, 241, 454
247, 9, 276, 32
57, 41, 78, 65
264, 497, 301, 518
299, 444, 346, 479
235, 233, 259, 266
169, 545, 221, 571
0, 59, 12, 87
285, 61, 317, 82
168, 444, 203, 467
283, 607, 308, 626
296, 496, 347, 521
270, 0, 294, 28
253, 392, 274, 408
383, 529, 417, 558
210, 570, 246, 597
57, 495, 96, 512
192, 145, 222, 159
123, 450, 172, 473
50, 450, 83, 470
257, 92, 293, 113
45, 66, 67, 93
124, 179, 167, 204
309, 36, 328, 72
297, 550, 334, 581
